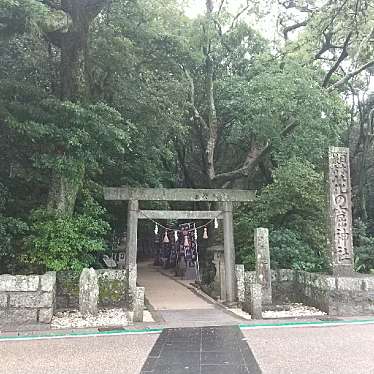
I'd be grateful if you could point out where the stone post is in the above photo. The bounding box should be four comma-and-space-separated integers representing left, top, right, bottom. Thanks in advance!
211, 247, 226, 301
222, 202, 236, 304
126, 199, 139, 309
254, 228, 272, 305
79, 268, 99, 316
236, 265, 245, 306
249, 283, 263, 319
133, 287, 145, 323
328, 147, 354, 276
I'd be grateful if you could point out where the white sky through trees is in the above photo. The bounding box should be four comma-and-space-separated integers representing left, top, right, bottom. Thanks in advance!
184, 0, 279, 41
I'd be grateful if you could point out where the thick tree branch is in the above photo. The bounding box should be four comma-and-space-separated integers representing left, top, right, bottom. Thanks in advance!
322, 32, 352, 88
217, 0, 225, 15
228, 0, 250, 32
174, 142, 196, 188
182, 67, 209, 133
327, 59, 374, 91
205, 53, 218, 181
282, 20, 308, 40
213, 118, 298, 186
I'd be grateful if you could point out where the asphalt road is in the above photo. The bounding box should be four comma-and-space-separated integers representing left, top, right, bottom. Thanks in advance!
1, 323, 374, 373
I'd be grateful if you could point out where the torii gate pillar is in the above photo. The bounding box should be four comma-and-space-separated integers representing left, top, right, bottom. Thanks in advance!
104, 187, 256, 307
126, 199, 138, 308
222, 202, 236, 304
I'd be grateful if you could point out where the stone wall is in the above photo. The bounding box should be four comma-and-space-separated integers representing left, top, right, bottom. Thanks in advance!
56, 269, 128, 310
0, 272, 56, 326
97, 270, 128, 307
242, 268, 374, 316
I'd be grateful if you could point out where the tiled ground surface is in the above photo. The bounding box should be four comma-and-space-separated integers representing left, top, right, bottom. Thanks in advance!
159, 309, 241, 325
141, 325, 261, 374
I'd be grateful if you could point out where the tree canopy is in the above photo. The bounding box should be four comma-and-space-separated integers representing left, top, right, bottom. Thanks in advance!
0, 0, 373, 274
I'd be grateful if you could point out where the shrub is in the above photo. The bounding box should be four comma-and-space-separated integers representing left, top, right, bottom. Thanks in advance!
25, 205, 110, 272
235, 159, 328, 272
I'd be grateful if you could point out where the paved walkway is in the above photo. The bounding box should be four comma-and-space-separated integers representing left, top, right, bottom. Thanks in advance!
137, 262, 242, 327
141, 325, 261, 374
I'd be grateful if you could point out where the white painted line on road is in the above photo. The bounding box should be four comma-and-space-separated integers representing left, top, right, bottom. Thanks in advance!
0, 329, 162, 342
240, 319, 374, 330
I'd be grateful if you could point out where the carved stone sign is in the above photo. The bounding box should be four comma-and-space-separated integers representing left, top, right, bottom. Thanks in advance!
254, 228, 272, 304
328, 147, 354, 275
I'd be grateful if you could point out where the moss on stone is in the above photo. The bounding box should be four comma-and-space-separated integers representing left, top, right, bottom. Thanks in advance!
56, 271, 80, 296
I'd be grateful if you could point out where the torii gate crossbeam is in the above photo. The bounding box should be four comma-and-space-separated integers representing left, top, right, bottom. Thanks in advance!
104, 187, 255, 306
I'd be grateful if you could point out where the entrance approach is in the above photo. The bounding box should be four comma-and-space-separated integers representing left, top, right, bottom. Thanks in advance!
104, 187, 255, 304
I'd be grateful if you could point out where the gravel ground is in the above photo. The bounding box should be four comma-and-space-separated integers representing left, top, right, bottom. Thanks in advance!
51, 309, 129, 329
230, 303, 326, 320
51, 308, 155, 329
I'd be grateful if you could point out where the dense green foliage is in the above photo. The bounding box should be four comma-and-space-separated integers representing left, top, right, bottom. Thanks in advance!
25, 205, 109, 272
0, 0, 373, 274
235, 159, 328, 272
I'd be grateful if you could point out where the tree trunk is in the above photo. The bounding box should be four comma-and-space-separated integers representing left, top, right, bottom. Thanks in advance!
47, 164, 85, 216
45, 0, 109, 216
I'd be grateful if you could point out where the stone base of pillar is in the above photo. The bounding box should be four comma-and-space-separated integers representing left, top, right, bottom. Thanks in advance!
333, 265, 354, 277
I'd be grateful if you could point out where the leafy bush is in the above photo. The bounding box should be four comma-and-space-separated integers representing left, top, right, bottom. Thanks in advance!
25, 200, 110, 271
0, 184, 29, 274
235, 159, 329, 272
353, 219, 374, 273
270, 229, 327, 272
0, 215, 29, 274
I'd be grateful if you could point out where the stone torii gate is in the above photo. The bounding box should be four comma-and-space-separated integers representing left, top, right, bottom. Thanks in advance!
104, 187, 255, 305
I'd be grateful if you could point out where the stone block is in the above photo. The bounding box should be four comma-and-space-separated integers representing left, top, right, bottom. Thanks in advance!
9, 292, 53, 308
0, 293, 8, 308
334, 302, 364, 316
362, 303, 374, 315
97, 269, 127, 281
323, 277, 335, 289
235, 265, 245, 303
254, 228, 272, 304
38, 308, 54, 323
40, 272, 56, 292
249, 283, 262, 319
0, 274, 39, 292
0, 308, 37, 325
245, 271, 256, 284
278, 269, 294, 282
297, 271, 307, 284
133, 287, 144, 322
97, 270, 127, 307
337, 277, 363, 291
363, 277, 374, 291
271, 270, 277, 282
79, 268, 99, 316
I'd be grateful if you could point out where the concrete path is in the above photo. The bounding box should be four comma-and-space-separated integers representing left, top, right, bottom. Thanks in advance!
137, 262, 241, 326
2, 320, 374, 373
137, 262, 213, 310
243, 323, 374, 373
0, 334, 158, 374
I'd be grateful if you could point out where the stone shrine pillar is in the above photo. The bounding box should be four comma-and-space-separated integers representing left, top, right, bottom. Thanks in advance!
328, 147, 354, 276
79, 268, 99, 316
254, 228, 272, 305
